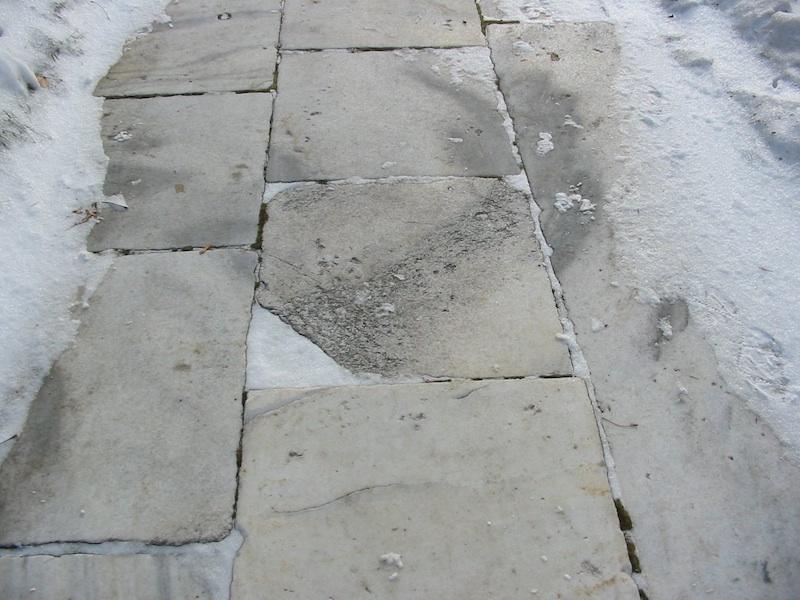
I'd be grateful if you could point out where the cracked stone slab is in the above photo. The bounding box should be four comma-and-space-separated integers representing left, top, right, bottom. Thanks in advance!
0, 250, 256, 546
487, 22, 621, 272
281, 0, 484, 49
95, 0, 281, 97
266, 48, 518, 181
256, 178, 570, 379
88, 93, 271, 251
233, 379, 639, 599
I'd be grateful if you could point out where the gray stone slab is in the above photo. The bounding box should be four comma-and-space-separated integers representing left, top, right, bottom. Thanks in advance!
0, 553, 215, 599
233, 379, 639, 599
487, 22, 620, 273
95, 0, 281, 97
88, 93, 271, 251
266, 48, 518, 181
257, 178, 570, 378
0, 250, 256, 545
281, 0, 484, 49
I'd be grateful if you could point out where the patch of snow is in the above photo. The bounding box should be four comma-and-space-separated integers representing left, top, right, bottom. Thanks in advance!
479, 0, 607, 22
553, 192, 574, 213
0, 49, 39, 96
563, 114, 584, 129
379, 552, 404, 569
599, 0, 800, 446
535, 132, 554, 155
0, 0, 170, 464
427, 47, 498, 86
658, 317, 673, 340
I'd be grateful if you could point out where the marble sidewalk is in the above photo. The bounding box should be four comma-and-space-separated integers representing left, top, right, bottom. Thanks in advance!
0, 1, 640, 598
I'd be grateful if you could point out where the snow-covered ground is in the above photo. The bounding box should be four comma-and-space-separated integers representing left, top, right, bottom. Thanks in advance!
0, 0, 168, 455
489, 0, 800, 448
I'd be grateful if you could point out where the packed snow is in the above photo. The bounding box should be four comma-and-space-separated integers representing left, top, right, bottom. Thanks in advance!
0, 0, 169, 458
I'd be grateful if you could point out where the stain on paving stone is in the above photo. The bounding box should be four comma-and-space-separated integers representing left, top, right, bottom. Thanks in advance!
257, 178, 570, 379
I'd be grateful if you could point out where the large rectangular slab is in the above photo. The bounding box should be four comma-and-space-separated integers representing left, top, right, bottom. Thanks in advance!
281, 0, 484, 49
256, 178, 570, 379
88, 93, 271, 251
95, 0, 281, 97
487, 22, 621, 272
233, 379, 639, 599
0, 250, 257, 545
266, 48, 518, 180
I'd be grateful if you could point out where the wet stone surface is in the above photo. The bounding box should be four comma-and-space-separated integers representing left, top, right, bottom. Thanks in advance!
257, 178, 570, 379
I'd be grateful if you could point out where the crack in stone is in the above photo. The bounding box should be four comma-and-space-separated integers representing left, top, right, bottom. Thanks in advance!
271, 483, 405, 515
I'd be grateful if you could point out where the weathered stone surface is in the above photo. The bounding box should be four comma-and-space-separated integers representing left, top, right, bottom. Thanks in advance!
266, 48, 518, 181
95, 0, 281, 97
0, 552, 218, 599
89, 93, 271, 251
0, 250, 256, 545
487, 22, 620, 273
281, 0, 484, 49
233, 379, 638, 599
257, 179, 570, 378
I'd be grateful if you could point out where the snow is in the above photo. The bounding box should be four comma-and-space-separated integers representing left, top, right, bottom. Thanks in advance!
535, 132, 554, 155
598, 0, 800, 446
0, 0, 169, 460
479, 0, 608, 21
498, 0, 800, 447
379, 552, 404, 569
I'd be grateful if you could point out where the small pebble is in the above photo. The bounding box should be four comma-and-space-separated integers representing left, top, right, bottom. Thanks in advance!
564, 574, 572, 581
540, 555, 548, 562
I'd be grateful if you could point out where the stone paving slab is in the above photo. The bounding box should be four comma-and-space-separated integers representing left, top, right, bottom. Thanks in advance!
281, 0, 484, 49
0, 553, 215, 599
266, 48, 518, 181
88, 93, 271, 251
487, 23, 621, 271
0, 250, 256, 546
95, 0, 280, 97
233, 379, 638, 599
257, 178, 570, 378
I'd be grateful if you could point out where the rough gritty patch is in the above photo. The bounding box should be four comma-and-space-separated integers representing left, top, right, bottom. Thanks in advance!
256, 178, 569, 378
